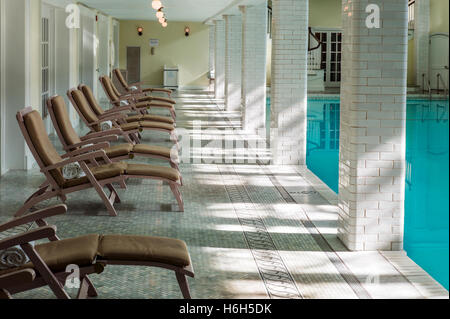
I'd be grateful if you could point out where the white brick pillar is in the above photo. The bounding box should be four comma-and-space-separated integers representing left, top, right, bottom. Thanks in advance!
240, 3, 267, 133
214, 20, 226, 100
208, 24, 215, 81
270, 0, 308, 165
224, 15, 242, 113
338, 0, 408, 251
414, 0, 430, 89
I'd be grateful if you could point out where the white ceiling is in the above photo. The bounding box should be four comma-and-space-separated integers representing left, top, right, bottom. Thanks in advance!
78, 0, 239, 22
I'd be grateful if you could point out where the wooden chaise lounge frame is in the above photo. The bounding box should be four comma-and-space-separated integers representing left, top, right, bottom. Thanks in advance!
99, 75, 177, 120
113, 68, 173, 98
15, 107, 184, 218
68, 88, 178, 145
47, 95, 181, 174
0, 205, 194, 299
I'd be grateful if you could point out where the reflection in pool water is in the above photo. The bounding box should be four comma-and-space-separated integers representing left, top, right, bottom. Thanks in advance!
267, 97, 449, 290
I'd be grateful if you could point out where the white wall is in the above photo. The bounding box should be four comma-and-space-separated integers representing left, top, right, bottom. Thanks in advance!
0, 1, 119, 174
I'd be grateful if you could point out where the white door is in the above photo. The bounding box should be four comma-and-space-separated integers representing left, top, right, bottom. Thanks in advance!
314, 30, 342, 88
79, 8, 96, 99
429, 34, 449, 91
96, 13, 110, 103
41, 4, 55, 133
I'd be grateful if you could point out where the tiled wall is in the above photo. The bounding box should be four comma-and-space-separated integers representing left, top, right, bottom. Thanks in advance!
224, 15, 243, 113
214, 20, 226, 99
241, 4, 268, 133
338, 0, 408, 251
270, 0, 309, 165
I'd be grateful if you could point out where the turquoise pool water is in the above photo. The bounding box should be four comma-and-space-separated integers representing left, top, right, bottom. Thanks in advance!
267, 97, 449, 290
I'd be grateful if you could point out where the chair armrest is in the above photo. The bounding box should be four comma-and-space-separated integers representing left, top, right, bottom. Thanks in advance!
101, 105, 134, 115
41, 150, 106, 172
80, 129, 123, 141
0, 226, 57, 251
66, 136, 118, 150
61, 142, 111, 158
0, 205, 67, 233
89, 113, 126, 126
0, 269, 36, 289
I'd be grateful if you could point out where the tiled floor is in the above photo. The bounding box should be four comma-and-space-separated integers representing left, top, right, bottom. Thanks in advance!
0, 90, 448, 299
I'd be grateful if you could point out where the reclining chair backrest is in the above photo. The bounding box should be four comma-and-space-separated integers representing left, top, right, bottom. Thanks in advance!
16, 108, 65, 188
113, 69, 131, 92
47, 95, 83, 149
79, 84, 105, 117
67, 89, 101, 131
99, 76, 122, 107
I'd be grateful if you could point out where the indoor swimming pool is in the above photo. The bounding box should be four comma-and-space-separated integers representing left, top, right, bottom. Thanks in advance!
303, 98, 449, 290
266, 97, 449, 289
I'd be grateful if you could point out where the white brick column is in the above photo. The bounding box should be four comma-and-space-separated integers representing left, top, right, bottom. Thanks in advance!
240, 3, 267, 133
224, 15, 242, 113
414, 0, 430, 89
214, 20, 226, 100
270, 0, 308, 165
338, 0, 408, 251
208, 24, 215, 80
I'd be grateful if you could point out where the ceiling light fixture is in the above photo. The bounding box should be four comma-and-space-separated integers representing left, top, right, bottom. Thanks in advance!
159, 16, 165, 23
156, 8, 164, 19
151, 1, 162, 10
162, 21, 168, 28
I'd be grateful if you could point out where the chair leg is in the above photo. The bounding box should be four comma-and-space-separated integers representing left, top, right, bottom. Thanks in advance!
106, 183, 121, 203
169, 182, 184, 212
92, 183, 118, 217
0, 289, 12, 299
15, 191, 56, 217
76, 276, 98, 299
175, 272, 191, 299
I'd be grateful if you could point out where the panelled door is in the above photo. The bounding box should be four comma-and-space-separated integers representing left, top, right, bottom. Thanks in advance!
315, 30, 342, 88
127, 47, 141, 84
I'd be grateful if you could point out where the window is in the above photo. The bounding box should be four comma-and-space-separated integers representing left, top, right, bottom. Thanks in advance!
315, 30, 342, 87
41, 17, 49, 117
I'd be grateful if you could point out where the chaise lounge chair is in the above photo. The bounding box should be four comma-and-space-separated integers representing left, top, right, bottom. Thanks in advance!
79, 83, 175, 126
0, 204, 194, 299
47, 95, 181, 175
100, 75, 177, 120
113, 68, 173, 99
68, 88, 178, 145
15, 107, 184, 217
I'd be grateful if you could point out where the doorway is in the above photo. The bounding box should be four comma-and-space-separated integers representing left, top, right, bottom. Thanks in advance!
315, 30, 342, 88
127, 46, 141, 84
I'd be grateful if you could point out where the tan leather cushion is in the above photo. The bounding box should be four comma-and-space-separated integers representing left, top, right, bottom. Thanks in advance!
113, 69, 129, 91
135, 102, 150, 109
104, 144, 134, 158
126, 114, 174, 125
50, 96, 82, 147
27, 234, 100, 272
125, 163, 180, 181
98, 235, 190, 267
24, 111, 65, 187
148, 102, 175, 109
80, 85, 104, 116
63, 162, 127, 188
133, 144, 172, 158
139, 121, 174, 131
138, 96, 176, 105
101, 76, 120, 102
120, 122, 141, 132
70, 90, 100, 129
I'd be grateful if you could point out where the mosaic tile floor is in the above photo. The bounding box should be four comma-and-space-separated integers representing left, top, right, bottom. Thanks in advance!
0, 90, 447, 299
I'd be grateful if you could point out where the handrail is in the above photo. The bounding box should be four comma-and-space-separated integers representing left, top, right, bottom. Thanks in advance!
426, 80, 432, 100
437, 73, 448, 99
308, 27, 322, 52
